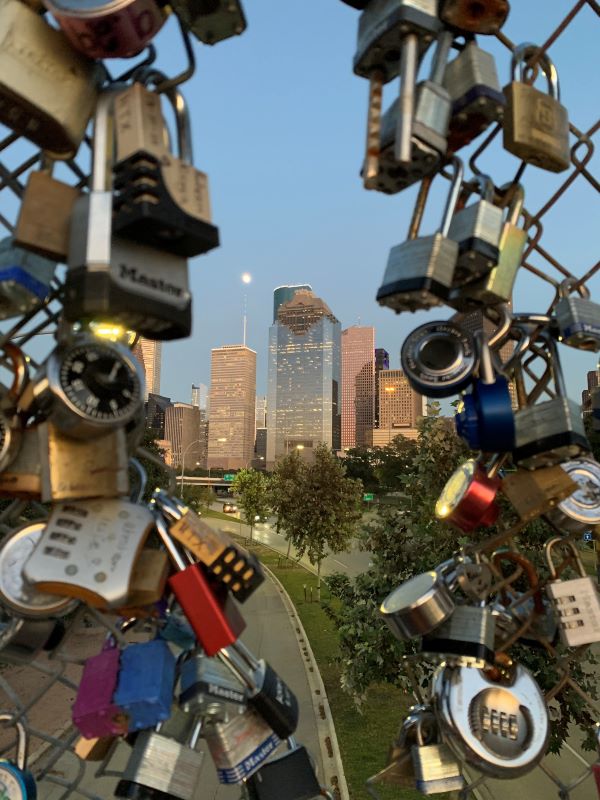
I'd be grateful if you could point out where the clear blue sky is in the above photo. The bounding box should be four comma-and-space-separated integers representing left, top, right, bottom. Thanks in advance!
128, 3, 599, 402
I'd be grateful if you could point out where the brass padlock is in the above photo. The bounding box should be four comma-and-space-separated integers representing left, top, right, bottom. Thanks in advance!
114, 81, 169, 164
14, 164, 80, 262
114, 548, 170, 614
0, 0, 101, 158
503, 43, 570, 173
500, 465, 577, 523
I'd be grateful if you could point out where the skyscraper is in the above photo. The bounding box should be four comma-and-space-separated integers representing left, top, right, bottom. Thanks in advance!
273, 284, 313, 322
146, 393, 172, 438
207, 345, 257, 469
373, 369, 423, 445
255, 396, 267, 428
341, 326, 375, 449
582, 369, 600, 418
267, 288, 341, 465
133, 338, 162, 400
191, 383, 208, 411
374, 348, 389, 428
165, 402, 202, 468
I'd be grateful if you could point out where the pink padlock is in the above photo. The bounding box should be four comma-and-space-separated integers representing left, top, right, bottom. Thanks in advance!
72, 638, 129, 739
42, 0, 166, 60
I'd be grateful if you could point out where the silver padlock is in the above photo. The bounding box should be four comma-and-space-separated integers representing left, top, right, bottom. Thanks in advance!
443, 40, 505, 153
179, 647, 246, 719
554, 279, 600, 352
433, 661, 549, 777
376, 157, 463, 313
0, 238, 57, 320
447, 174, 504, 285
545, 458, 600, 534
421, 604, 496, 665
411, 715, 465, 795
545, 537, 600, 647
115, 720, 204, 799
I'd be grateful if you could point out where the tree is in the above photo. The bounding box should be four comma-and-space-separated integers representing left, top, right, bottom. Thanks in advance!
134, 430, 175, 502
269, 449, 306, 558
342, 447, 381, 493
283, 443, 363, 597
325, 411, 598, 752
231, 469, 270, 541
181, 484, 214, 512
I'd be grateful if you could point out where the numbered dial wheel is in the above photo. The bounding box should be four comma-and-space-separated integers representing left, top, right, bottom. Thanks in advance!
0, 763, 33, 799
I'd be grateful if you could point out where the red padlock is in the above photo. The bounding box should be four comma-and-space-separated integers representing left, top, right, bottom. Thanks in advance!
154, 513, 246, 656
435, 458, 501, 532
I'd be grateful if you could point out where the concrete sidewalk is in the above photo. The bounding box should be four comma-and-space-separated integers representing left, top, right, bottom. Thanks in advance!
37, 575, 326, 799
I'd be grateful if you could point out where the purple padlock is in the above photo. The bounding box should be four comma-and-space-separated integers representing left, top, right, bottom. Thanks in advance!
72, 638, 129, 739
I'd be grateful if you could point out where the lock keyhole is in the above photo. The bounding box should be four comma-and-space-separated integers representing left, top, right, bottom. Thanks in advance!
419, 336, 460, 372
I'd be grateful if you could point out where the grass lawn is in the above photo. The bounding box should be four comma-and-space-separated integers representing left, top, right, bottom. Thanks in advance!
200, 507, 240, 523
239, 539, 453, 800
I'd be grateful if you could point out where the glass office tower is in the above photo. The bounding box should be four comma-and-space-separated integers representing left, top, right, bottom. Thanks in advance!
267, 289, 341, 465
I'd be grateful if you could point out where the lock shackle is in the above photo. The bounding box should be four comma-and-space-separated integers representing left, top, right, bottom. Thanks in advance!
475, 332, 495, 385
474, 174, 495, 204
440, 157, 464, 238
511, 43, 561, 102
429, 30, 454, 85
492, 551, 545, 614
499, 183, 525, 227
543, 332, 568, 398
153, 489, 186, 521
486, 304, 513, 350
153, 511, 188, 572
2, 344, 28, 403
557, 277, 591, 301
0, 714, 28, 771
414, 713, 438, 748
90, 87, 128, 194
545, 536, 587, 580
129, 458, 147, 505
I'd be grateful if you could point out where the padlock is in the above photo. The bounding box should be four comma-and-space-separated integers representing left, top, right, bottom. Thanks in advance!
218, 639, 299, 739
444, 40, 505, 152
439, 0, 509, 34
115, 548, 170, 614
19, 334, 144, 440
0, 344, 28, 473
154, 513, 246, 656
455, 330, 515, 452
0, 239, 57, 320
0, 715, 37, 798
448, 184, 526, 310
72, 637, 129, 739
115, 718, 204, 799
245, 739, 322, 800
0, 614, 64, 663
170, 0, 247, 45
203, 706, 280, 784
0, 0, 100, 158
179, 647, 246, 719
503, 43, 570, 173
158, 602, 196, 651
435, 457, 501, 532
42, 0, 166, 59
376, 157, 463, 312
447, 175, 504, 284
113, 80, 220, 258
0, 520, 78, 619
545, 458, 600, 534
421, 604, 496, 665
64, 91, 192, 341
500, 464, 577, 523
554, 280, 600, 352
155, 491, 264, 601
401, 319, 476, 398
411, 716, 465, 794
37, 423, 130, 503
432, 660, 549, 777
372, 30, 454, 193
14, 164, 80, 262
23, 498, 154, 608
366, 706, 427, 790
113, 638, 176, 731
545, 537, 600, 647
0, 424, 42, 500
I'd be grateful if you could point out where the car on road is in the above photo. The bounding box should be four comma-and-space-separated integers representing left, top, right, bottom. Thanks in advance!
223, 502, 238, 514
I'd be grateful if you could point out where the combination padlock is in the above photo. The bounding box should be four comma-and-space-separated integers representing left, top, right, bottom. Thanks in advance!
455, 330, 515, 452
115, 718, 204, 799
376, 157, 463, 312
444, 40, 505, 153
411, 715, 465, 795
401, 319, 476, 398
42, 0, 167, 59
23, 498, 154, 608
0, 344, 28, 474
545, 537, 600, 647
421, 603, 496, 665
19, 334, 144, 440
0, 0, 100, 158
545, 458, 600, 535
448, 184, 526, 310
154, 513, 246, 656
155, 491, 264, 601
500, 464, 577, 523
554, 279, 600, 352
447, 175, 504, 285
218, 639, 299, 739
72, 637, 128, 739
0, 239, 57, 320
113, 79, 220, 258
170, 0, 247, 45
0, 715, 37, 799
503, 43, 570, 173
435, 457, 501, 532
438, 0, 509, 34
113, 638, 176, 731
65, 91, 192, 340
245, 739, 323, 800
178, 648, 246, 719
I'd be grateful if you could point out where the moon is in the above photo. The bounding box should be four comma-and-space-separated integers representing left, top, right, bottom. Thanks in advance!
241, 272, 252, 284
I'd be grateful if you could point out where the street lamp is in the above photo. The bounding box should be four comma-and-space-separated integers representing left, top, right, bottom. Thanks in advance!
180, 439, 203, 497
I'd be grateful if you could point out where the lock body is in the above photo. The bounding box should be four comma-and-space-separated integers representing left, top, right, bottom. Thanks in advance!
448, 200, 504, 284
500, 465, 576, 523
380, 571, 455, 641
555, 295, 600, 351
545, 458, 600, 534
170, 0, 247, 45
435, 460, 500, 532
439, 0, 509, 34
245, 745, 322, 800
204, 708, 280, 784
412, 741, 465, 795
421, 605, 496, 664
546, 537, 600, 646
113, 639, 176, 731
512, 398, 589, 469
72, 642, 128, 739
0, 239, 56, 320
179, 650, 246, 717
455, 377, 515, 452
401, 321, 476, 397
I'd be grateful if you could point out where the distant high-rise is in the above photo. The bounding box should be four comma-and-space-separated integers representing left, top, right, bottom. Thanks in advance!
146, 393, 172, 438
375, 369, 423, 444
272, 284, 312, 322
582, 369, 600, 417
255, 396, 267, 429
133, 338, 162, 400
267, 288, 341, 465
374, 348, 389, 428
341, 326, 375, 449
207, 345, 256, 469
191, 383, 208, 411
165, 402, 201, 468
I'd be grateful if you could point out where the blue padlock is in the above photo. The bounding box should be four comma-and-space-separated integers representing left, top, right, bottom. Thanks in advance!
455, 333, 515, 452
113, 639, 176, 731
0, 238, 56, 320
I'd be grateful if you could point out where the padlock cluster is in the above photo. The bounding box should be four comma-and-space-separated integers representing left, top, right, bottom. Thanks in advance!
339, 0, 600, 796
0, 1, 333, 798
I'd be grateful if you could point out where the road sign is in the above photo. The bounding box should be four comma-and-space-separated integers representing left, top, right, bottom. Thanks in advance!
583, 531, 593, 542
363, 493, 374, 502
223, 473, 235, 482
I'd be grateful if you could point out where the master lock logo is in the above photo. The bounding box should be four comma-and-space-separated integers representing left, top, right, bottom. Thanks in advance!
118, 263, 185, 298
